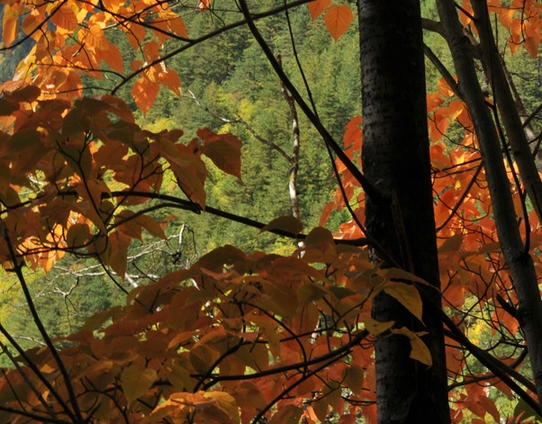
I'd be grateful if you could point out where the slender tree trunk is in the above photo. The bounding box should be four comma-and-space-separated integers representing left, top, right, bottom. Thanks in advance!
357, 1, 450, 422
471, 0, 542, 221
437, 0, 542, 410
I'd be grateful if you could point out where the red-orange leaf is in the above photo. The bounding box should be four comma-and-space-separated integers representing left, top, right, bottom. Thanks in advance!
197, 0, 211, 12
308, 0, 331, 20
324, 5, 353, 41
101, 44, 124, 73
158, 68, 182, 97
199, 129, 242, 180
132, 77, 160, 117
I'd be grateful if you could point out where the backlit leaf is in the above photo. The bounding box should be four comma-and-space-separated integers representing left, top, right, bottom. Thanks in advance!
391, 327, 432, 366
101, 44, 124, 73
132, 77, 160, 117
308, 0, 331, 20
66, 223, 92, 248
324, 5, 353, 41
199, 129, 242, 180
383, 281, 423, 323
50, 2, 78, 31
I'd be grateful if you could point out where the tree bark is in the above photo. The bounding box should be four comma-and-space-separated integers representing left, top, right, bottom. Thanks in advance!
437, 0, 542, 411
357, 1, 450, 422
471, 0, 542, 221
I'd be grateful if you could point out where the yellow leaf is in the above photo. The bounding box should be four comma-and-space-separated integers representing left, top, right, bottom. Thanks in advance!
379, 267, 429, 285
363, 317, 394, 336
391, 327, 432, 367
324, 5, 353, 41
383, 281, 423, 323
202, 391, 239, 423
120, 363, 157, 403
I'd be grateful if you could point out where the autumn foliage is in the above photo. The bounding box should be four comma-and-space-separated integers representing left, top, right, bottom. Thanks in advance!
0, 0, 541, 423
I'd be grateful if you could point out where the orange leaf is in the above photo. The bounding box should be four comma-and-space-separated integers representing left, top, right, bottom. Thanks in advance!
3, 7, 19, 49
120, 363, 157, 403
86, 24, 108, 49
66, 223, 92, 248
50, 2, 78, 31
134, 214, 166, 239
197, 0, 211, 12
101, 43, 124, 73
109, 230, 131, 278
308, 0, 331, 20
343, 115, 362, 150
132, 77, 160, 117
324, 5, 353, 41
199, 129, 242, 180
159, 68, 182, 97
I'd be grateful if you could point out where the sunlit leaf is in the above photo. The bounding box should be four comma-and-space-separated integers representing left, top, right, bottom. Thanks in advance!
308, 0, 331, 20
199, 128, 242, 180
383, 281, 423, 323
391, 327, 432, 367
50, 2, 78, 31
132, 77, 160, 117
324, 5, 353, 41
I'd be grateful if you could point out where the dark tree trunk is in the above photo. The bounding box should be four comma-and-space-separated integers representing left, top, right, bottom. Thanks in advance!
357, 1, 450, 422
